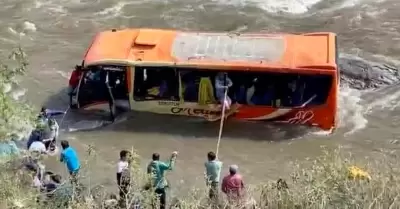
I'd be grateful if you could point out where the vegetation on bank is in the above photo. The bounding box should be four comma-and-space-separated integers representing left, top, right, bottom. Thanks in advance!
0, 48, 400, 209
0, 47, 35, 141
1, 147, 400, 209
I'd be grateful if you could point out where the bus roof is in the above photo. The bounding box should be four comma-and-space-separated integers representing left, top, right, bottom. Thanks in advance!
83, 28, 337, 71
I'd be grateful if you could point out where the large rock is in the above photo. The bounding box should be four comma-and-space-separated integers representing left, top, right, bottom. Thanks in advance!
338, 55, 400, 90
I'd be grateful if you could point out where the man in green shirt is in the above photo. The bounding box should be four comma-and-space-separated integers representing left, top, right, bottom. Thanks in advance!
204, 151, 222, 203
147, 151, 178, 209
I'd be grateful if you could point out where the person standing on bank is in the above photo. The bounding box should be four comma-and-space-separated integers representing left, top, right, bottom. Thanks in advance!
204, 151, 222, 204
60, 140, 80, 186
221, 165, 245, 206
117, 150, 131, 202
147, 151, 178, 209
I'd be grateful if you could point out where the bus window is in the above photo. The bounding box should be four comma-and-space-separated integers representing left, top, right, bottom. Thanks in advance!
133, 66, 180, 101
231, 72, 333, 108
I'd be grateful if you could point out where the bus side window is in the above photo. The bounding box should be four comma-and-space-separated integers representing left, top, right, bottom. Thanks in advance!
133, 67, 180, 101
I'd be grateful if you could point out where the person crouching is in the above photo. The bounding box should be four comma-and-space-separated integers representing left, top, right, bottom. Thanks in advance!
42, 172, 73, 207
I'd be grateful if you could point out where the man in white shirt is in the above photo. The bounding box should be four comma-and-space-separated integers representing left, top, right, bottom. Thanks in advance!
117, 150, 131, 201
42, 119, 59, 152
29, 141, 47, 154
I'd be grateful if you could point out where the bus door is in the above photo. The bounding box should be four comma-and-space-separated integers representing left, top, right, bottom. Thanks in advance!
76, 65, 129, 113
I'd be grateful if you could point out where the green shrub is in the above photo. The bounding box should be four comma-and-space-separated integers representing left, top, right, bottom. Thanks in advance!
0, 47, 35, 141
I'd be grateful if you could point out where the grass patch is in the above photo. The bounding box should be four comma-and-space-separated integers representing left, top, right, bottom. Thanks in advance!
1, 147, 400, 209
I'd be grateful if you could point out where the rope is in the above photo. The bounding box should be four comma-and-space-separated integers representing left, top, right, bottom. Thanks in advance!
59, 106, 70, 128
215, 86, 228, 158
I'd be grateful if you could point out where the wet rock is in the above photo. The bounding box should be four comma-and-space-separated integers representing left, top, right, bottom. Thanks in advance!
339, 55, 400, 90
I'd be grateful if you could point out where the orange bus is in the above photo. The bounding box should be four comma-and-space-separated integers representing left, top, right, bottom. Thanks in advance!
69, 28, 339, 131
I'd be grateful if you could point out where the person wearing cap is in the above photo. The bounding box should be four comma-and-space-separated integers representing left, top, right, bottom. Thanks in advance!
204, 151, 222, 203
147, 151, 178, 209
221, 165, 245, 205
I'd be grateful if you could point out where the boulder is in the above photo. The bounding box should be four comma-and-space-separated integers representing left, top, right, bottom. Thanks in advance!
339, 55, 400, 90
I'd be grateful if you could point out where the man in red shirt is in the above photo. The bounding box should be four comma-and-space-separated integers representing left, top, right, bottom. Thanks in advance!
68, 65, 82, 108
221, 164, 245, 206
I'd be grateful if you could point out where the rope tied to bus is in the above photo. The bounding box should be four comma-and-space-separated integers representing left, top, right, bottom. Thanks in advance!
216, 87, 228, 158
215, 74, 230, 158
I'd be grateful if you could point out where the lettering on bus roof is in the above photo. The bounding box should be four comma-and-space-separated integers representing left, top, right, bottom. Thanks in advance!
171, 32, 285, 62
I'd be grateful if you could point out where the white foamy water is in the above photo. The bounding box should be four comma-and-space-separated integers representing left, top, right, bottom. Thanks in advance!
95, 2, 128, 16
211, 0, 322, 13
11, 88, 26, 100
338, 86, 368, 136
66, 120, 108, 132
340, 0, 364, 8
7, 27, 25, 37
93, 0, 338, 20
23, 21, 37, 32
339, 0, 387, 9
336, 81, 400, 136
33, 0, 67, 14
250, 0, 322, 13
2, 83, 12, 93
365, 84, 400, 112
